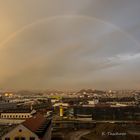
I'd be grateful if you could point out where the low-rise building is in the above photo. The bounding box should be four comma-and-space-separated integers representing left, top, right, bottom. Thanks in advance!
0, 109, 36, 119
1, 114, 52, 140
0, 102, 17, 110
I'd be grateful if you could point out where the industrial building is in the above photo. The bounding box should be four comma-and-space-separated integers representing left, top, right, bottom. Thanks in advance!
73, 105, 140, 120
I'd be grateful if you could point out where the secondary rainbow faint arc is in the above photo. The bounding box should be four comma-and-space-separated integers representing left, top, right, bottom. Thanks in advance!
0, 15, 139, 49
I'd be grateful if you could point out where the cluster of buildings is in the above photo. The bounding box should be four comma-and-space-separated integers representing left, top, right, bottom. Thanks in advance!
0, 104, 52, 140
0, 91, 53, 140
51, 89, 140, 121
1, 114, 52, 140
0, 89, 140, 139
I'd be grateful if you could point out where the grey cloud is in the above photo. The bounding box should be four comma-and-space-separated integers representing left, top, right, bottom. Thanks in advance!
0, 0, 140, 90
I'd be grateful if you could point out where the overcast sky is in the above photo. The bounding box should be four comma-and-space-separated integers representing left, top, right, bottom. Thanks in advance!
0, 0, 140, 90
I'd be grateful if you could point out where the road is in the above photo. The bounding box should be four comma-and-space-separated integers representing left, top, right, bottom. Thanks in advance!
69, 130, 90, 140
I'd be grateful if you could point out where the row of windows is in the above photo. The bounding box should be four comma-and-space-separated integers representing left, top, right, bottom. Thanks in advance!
5, 137, 35, 140
1, 115, 30, 118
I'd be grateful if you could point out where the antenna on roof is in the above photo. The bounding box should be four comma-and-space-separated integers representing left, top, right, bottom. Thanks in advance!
30, 103, 33, 111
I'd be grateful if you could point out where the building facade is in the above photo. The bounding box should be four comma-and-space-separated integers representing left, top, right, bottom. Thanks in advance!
1, 114, 52, 140
0, 109, 36, 119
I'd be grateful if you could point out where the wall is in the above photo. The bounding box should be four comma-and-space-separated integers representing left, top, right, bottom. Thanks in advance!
2, 124, 39, 140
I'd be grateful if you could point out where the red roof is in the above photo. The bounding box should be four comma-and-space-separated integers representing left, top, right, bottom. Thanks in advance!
22, 114, 46, 132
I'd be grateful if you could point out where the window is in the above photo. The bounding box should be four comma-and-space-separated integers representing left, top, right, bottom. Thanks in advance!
21, 137, 25, 140
14, 137, 19, 140
5, 138, 10, 140
30, 137, 35, 140
14, 137, 25, 140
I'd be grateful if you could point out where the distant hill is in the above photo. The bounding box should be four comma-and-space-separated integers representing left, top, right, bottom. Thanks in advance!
77, 89, 105, 94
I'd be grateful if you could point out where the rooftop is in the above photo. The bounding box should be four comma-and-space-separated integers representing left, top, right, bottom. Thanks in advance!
2, 109, 32, 113
22, 114, 46, 132
22, 114, 51, 138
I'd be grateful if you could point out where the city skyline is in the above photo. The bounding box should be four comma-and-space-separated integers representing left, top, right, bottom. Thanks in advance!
0, 0, 140, 90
